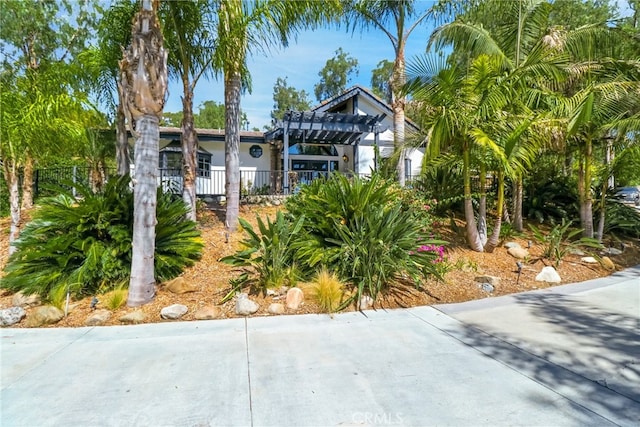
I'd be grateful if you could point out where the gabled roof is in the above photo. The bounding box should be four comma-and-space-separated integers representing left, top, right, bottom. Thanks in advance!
312, 85, 420, 133
264, 110, 384, 146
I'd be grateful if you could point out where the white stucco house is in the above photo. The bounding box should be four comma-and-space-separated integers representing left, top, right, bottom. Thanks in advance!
154, 85, 424, 196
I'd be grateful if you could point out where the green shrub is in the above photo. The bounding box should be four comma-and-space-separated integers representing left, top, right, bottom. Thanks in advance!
220, 211, 303, 300
287, 173, 444, 307
524, 178, 579, 225
0, 176, 203, 301
529, 219, 601, 268
601, 200, 640, 238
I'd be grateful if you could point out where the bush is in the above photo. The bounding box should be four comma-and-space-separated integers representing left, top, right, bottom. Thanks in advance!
304, 268, 345, 314
0, 176, 203, 301
529, 219, 601, 268
600, 199, 640, 239
220, 211, 303, 300
524, 178, 579, 225
287, 173, 444, 307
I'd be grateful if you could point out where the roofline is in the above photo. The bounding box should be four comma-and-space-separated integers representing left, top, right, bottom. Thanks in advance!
311, 85, 420, 132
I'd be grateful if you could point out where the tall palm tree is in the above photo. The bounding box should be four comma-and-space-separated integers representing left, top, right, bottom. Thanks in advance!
345, 0, 436, 186
162, 0, 216, 221
211, 0, 341, 231
119, 0, 168, 307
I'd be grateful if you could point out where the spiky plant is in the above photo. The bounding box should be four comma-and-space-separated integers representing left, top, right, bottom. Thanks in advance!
1, 176, 203, 301
305, 268, 345, 314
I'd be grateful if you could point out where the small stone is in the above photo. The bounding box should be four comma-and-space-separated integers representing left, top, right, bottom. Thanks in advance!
569, 248, 586, 256
236, 293, 259, 315
474, 275, 500, 286
504, 242, 522, 249
359, 295, 374, 310
581, 256, 598, 264
507, 247, 529, 259
601, 256, 615, 271
160, 304, 188, 320
285, 287, 304, 310
119, 310, 146, 324
268, 303, 285, 315
12, 291, 41, 308
266, 289, 278, 297
602, 247, 622, 256
479, 283, 495, 293
0, 307, 26, 326
25, 306, 64, 327
163, 277, 198, 294
85, 309, 111, 326
535, 266, 561, 283
194, 305, 221, 320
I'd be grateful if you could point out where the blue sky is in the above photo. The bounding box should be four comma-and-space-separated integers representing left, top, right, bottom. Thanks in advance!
163, 18, 439, 130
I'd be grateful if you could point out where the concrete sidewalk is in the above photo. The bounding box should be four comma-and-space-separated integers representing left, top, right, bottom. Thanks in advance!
1, 267, 639, 427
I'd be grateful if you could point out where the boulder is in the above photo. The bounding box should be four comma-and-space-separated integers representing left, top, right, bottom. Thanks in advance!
479, 283, 495, 293
25, 306, 64, 327
504, 242, 522, 249
163, 277, 198, 294
474, 275, 500, 286
0, 306, 26, 327
160, 304, 188, 320
535, 266, 561, 283
507, 247, 529, 259
601, 256, 615, 271
267, 303, 285, 315
119, 310, 146, 324
359, 295, 374, 310
85, 309, 111, 326
12, 291, 41, 308
285, 287, 304, 310
235, 293, 259, 316
194, 305, 222, 320
581, 256, 598, 264
602, 247, 622, 256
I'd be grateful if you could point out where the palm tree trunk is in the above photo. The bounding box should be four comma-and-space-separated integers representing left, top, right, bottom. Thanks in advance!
225, 70, 241, 232
596, 178, 607, 242
128, 115, 159, 306
392, 44, 406, 186
513, 174, 523, 232
4, 161, 21, 256
181, 81, 198, 222
463, 143, 483, 252
485, 170, 504, 253
478, 162, 487, 246
116, 102, 130, 176
582, 136, 594, 238
20, 155, 34, 210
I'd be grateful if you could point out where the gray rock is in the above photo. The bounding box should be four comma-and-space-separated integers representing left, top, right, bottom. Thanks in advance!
504, 242, 522, 249
265, 289, 278, 297
507, 247, 529, 259
359, 295, 375, 310
25, 306, 64, 327
581, 256, 598, 264
85, 309, 111, 326
602, 247, 622, 256
569, 248, 586, 256
267, 303, 285, 315
163, 277, 198, 294
235, 293, 259, 315
119, 310, 146, 324
535, 266, 561, 283
285, 287, 304, 310
160, 304, 188, 320
12, 291, 41, 308
479, 283, 495, 293
0, 306, 26, 326
474, 275, 500, 286
194, 305, 221, 320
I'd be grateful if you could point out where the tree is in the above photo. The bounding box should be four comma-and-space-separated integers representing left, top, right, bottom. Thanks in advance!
119, 0, 168, 307
194, 100, 226, 129
271, 77, 312, 124
0, 0, 99, 252
313, 47, 359, 101
212, 0, 342, 232
162, 0, 215, 221
345, 0, 436, 186
371, 59, 394, 103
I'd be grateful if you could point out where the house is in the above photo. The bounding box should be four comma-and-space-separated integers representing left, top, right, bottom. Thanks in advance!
154, 85, 424, 196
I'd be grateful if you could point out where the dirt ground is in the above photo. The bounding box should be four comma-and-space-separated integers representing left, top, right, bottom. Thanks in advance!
1, 204, 638, 328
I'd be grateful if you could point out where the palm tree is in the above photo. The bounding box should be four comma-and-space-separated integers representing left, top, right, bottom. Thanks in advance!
162, 0, 216, 221
345, 0, 436, 186
211, 0, 341, 231
119, 0, 168, 307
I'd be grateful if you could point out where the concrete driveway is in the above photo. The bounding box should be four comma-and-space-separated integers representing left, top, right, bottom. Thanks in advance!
2, 266, 639, 427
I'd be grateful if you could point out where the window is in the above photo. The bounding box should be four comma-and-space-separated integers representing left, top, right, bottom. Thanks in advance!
198, 153, 211, 178
404, 158, 412, 179
288, 144, 338, 156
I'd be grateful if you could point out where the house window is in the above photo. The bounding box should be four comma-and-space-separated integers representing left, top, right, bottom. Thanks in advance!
249, 145, 263, 158
288, 144, 338, 156
404, 158, 412, 179
159, 152, 182, 176
198, 153, 211, 178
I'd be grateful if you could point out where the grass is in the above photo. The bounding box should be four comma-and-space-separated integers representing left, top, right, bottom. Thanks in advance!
304, 268, 345, 314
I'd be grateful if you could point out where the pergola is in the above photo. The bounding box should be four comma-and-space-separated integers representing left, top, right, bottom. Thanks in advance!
264, 110, 386, 193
